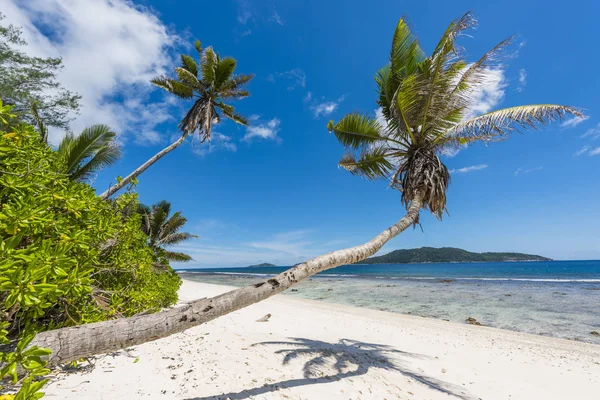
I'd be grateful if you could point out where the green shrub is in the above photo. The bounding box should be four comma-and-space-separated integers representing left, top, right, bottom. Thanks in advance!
0, 102, 181, 397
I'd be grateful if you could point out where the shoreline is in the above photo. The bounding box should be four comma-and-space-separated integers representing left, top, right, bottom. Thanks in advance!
44, 279, 600, 399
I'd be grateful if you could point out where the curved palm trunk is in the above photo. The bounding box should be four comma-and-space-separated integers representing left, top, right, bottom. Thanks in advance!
99, 132, 189, 199
30, 194, 422, 366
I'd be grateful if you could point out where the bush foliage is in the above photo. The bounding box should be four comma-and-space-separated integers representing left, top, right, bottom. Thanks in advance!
0, 103, 181, 397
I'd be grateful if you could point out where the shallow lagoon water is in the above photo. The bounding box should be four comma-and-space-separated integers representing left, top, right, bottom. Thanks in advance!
180, 260, 600, 344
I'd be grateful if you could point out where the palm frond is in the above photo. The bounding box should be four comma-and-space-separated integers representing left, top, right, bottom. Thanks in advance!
175, 67, 201, 89
181, 54, 198, 77
70, 142, 122, 181
163, 251, 193, 262
201, 46, 218, 86
151, 77, 194, 99
194, 40, 202, 55
448, 105, 583, 138
217, 101, 248, 125
222, 74, 254, 91
159, 232, 197, 246
339, 146, 395, 180
57, 125, 120, 179
329, 113, 392, 149
390, 17, 425, 77
220, 89, 250, 100
214, 57, 237, 89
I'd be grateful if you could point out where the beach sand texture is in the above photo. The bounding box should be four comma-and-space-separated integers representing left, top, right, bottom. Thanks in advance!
44, 280, 600, 399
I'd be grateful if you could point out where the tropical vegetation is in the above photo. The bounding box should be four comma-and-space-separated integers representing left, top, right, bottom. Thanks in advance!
360, 247, 551, 264
138, 200, 197, 265
100, 41, 254, 199
26, 13, 580, 372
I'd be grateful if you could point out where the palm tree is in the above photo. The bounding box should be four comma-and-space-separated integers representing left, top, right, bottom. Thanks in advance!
99, 41, 253, 199
57, 125, 122, 182
30, 14, 581, 365
328, 12, 580, 221
137, 200, 197, 264
30, 101, 122, 181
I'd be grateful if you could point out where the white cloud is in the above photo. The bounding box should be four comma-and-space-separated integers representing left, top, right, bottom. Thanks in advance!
589, 147, 600, 156
561, 116, 590, 129
310, 95, 345, 118
574, 146, 590, 157
515, 166, 543, 175
581, 123, 600, 139
464, 68, 506, 120
243, 117, 281, 142
3, 0, 178, 145
518, 69, 527, 85
516, 68, 527, 92
192, 132, 237, 156
304, 92, 312, 103
449, 164, 488, 174
268, 68, 306, 90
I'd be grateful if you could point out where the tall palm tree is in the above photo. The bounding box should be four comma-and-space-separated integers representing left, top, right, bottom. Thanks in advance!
329, 12, 580, 220
138, 200, 197, 264
30, 14, 582, 365
99, 41, 253, 199
57, 125, 122, 182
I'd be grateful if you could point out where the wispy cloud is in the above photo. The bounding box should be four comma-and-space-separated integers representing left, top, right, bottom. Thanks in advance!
267, 68, 306, 90
514, 166, 543, 175
270, 10, 284, 25
4, 0, 179, 145
574, 146, 590, 157
516, 68, 527, 92
589, 147, 600, 156
310, 95, 346, 118
172, 229, 346, 268
561, 116, 590, 129
449, 164, 488, 174
581, 123, 600, 139
243, 117, 281, 142
192, 132, 237, 156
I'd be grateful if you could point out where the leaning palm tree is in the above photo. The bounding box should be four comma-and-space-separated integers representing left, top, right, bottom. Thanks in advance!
56, 125, 122, 182
329, 12, 580, 221
99, 41, 253, 199
137, 200, 197, 265
29, 14, 581, 366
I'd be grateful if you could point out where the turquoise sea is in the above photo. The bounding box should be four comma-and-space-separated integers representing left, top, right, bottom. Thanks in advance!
179, 260, 600, 344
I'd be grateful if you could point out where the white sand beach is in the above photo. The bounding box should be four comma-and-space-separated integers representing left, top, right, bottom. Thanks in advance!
44, 279, 600, 399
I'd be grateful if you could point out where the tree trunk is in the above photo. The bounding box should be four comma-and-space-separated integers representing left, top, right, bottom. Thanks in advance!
31, 193, 423, 366
99, 132, 189, 199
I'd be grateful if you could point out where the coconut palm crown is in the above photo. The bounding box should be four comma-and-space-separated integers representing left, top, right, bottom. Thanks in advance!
151, 40, 253, 142
328, 13, 582, 220
138, 200, 198, 264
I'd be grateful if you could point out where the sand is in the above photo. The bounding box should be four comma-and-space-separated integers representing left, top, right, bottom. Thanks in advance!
44, 279, 600, 399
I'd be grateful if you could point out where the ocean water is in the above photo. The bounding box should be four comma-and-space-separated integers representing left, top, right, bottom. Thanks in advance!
179, 260, 600, 344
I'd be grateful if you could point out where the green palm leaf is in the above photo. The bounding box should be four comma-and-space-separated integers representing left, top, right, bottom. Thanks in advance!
57, 125, 121, 181
339, 146, 396, 180
329, 114, 391, 149
181, 54, 198, 77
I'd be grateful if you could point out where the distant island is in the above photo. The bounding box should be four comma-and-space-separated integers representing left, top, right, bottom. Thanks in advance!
359, 247, 551, 264
245, 263, 278, 268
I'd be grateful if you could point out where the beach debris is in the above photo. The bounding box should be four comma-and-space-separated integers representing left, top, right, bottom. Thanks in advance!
504, 294, 512, 296
439, 279, 455, 283
256, 313, 272, 322
590, 331, 599, 336
291, 289, 298, 292
466, 317, 482, 326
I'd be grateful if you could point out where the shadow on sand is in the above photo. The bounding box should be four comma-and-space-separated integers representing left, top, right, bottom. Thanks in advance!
186, 337, 475, 400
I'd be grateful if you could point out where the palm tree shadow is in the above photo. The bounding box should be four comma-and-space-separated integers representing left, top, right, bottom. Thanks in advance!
186, 337, 475, 400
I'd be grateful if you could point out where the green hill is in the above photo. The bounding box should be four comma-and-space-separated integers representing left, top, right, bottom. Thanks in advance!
360, 247, 551, 264
245, 263, 277, 268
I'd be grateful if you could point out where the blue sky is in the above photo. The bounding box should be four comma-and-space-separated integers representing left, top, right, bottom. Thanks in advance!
6, 0, 600, 265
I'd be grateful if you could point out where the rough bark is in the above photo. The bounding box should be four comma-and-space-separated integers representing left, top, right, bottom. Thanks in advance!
31, 193, 423, 366
99, 132, 189, 199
